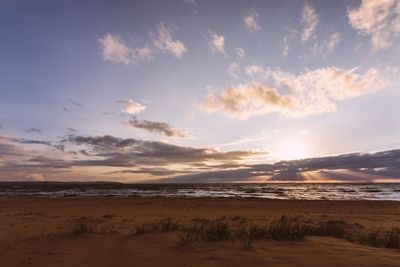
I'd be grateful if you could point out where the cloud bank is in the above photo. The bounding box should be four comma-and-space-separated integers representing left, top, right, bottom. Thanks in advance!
162, 149, 400, 183
200, 65, 395, 119
1, 133, 400, 183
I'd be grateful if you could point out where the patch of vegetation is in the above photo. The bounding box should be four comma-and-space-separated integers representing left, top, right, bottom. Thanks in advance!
176, 232, 195, 248
71, 215, 400, 250
268, 216, 305, 241
183, 221, 231, 241
72, 222, 91, 235
384, 228, 400, 249
98, 223, 118, 235
132, 218, 180, 236
313, 220, 347, 238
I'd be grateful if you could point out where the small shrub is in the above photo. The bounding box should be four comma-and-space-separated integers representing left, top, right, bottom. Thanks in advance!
365, 230, 381, 247
99, 223, 118, 235
315, 220, 346, 238
236, 227, 253, 250
383, 228, 400, 249
182, 221, 231, 242
176, 232, 194, 248
73, 222, 91, 235
157, 219, 180, 232
204, 222, 231, 241
133, 219, 180, 236
268, 216, 305, 241
247, 224, 268, 240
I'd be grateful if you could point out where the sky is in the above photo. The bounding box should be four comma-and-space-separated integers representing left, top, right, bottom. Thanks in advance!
0, 0, 400, 183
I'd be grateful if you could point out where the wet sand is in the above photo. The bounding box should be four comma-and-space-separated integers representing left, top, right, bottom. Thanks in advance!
1, 197, 400, 266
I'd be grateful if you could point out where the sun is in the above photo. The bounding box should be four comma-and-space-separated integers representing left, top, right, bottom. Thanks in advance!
275, 140, 309, 160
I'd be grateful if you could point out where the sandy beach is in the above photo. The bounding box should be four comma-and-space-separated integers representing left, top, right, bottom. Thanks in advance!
0, 196, 400, 266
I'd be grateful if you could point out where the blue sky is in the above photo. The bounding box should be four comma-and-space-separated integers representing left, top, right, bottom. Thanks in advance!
1, 0, 400, 182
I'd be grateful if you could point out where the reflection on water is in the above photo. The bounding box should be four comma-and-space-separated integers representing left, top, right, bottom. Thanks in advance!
1, 183, 400, 200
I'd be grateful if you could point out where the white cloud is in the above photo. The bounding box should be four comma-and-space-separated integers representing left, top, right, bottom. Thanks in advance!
312, 32, 343, 56
301, 2, 319, 43
226, 48, 246, 78
99, 23, 187, 65
153, 23, 187, 58
282, 25, 297, 57
245, 65, 264, 76
200, 65, 396, 119
244, 8, 261, 32
98, 34, 132, 64
226, 62, 240, 78
236, 47, 246, 59
118, 99, 146, 115
208, 31, 226, 55
348, 0, 400, 51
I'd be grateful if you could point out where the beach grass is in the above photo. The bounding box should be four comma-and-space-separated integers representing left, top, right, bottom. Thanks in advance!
69, 215, 400, 250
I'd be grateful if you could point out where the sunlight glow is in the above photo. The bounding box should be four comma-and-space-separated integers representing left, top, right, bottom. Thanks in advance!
276, 140, 309, 160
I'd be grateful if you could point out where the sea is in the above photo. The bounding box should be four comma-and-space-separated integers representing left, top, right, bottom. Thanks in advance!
1, 182, 400, 200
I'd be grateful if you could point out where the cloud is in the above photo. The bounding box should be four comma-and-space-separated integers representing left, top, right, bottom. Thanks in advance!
152, 23, 187, 58
67, 128, 78, 133
117, 168, 189, 176
348, 0, 400, 51
226, 48, 246, 78
2, 133, 400, 183
245, 65, 263, 76
68, 98, 83, 108
282, 25, 297, 57
200, 65, 396, 119
98, 34, 132, 64
129, 117, 187, 137
99, 23, 187, 65
208, 31, 226, 55
244, 8, 261, 32
236, 48, 246, 59
301, 2, 319, 43
24, 128, 42, 134
161, 149, 400, 183
64, 135, 262, 167
311, 32, 343, 56
117, 99, 146, 115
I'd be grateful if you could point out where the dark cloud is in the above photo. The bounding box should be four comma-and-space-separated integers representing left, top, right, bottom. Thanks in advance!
68, 98, 83, 108
161, 149, 400, 183
66, 134, 260, 167
0, 141, 26, 158
3, 136, 64, 152
2, 132, 400, 183
0, 134, 261, 180
10, 138, 51, 146
117, 168, 189, 176
129, 117, 187, 137
24, 128, 42, 133
67, 128, 79, 132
